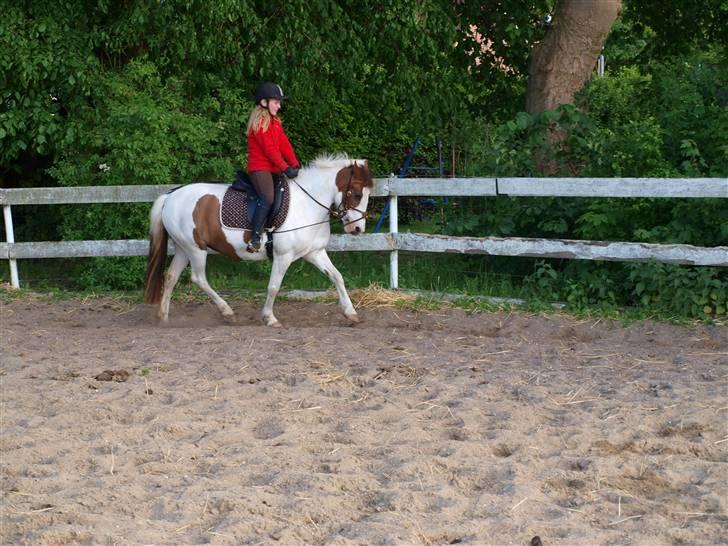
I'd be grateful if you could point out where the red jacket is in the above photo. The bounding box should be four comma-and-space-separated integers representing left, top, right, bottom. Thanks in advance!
247, 116, 299, 173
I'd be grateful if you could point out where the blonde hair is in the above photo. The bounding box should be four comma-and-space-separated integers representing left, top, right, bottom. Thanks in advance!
247, 105, 272, 135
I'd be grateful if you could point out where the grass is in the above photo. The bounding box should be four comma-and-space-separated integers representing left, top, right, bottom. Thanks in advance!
1, 267, 721, 328
0, 279, 716, 327
197, 251, 529, 302
1, 251, 517, 297
1, 249, 723, 325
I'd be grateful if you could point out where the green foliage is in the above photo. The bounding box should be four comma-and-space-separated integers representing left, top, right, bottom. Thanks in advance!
523, 261, 621, 312
628, 263, 727, 318
43, 58, 242, 289
0, 5, 94, 172
615, 0, 728, 60
443, 50, 728, 319
77, 257, 148, 291
3, 0, 476, 290
585, 58, 728, 177
520, 260, 727, 319
453, 0, 553, 119
50, 60, 238, 191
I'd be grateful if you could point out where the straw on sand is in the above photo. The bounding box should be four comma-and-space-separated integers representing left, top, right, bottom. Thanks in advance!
349, 283, 420, 309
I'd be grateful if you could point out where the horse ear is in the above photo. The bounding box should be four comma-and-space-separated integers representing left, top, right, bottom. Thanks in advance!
335, 168, 349, 192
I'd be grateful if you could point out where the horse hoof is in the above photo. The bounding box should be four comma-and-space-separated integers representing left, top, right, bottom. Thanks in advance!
222, 313, 236, 324
263, 316, 283, 327
346, 313, 359, 324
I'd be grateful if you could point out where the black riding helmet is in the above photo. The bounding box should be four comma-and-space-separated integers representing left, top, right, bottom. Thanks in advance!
254, 82, 287, 105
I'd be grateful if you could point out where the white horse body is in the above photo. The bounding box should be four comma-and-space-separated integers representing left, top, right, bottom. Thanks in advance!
145, 155, 373, 327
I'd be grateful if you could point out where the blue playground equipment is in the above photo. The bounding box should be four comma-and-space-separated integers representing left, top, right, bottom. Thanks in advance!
373, 133, 445, 233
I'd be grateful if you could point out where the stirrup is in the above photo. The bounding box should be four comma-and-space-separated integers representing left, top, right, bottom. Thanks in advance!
246, 240, 261, 253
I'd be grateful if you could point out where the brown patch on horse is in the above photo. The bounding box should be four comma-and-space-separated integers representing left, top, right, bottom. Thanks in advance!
335, 163, 374, 209
192, 194, 241, 260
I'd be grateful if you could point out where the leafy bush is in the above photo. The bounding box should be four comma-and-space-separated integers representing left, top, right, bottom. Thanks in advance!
443, 52, 727, 318
46, 60, 242, 289
76, 257, 148, 292
628, 263, 727, 318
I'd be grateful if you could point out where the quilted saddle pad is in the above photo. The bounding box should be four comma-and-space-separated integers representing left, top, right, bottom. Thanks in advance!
220, 183, 290, 231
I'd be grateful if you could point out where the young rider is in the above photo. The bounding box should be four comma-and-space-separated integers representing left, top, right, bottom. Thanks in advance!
246, 82, 300, 253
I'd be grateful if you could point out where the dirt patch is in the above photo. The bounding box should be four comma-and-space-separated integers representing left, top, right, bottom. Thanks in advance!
1, 297, 726, 545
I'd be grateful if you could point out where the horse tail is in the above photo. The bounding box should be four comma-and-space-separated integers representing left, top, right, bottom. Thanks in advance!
144, 193, 169, 304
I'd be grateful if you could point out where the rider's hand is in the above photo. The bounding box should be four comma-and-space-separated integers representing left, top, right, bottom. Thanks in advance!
284, 166, 299, 179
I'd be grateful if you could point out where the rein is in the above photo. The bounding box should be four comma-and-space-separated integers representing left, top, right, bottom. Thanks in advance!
274, 172, 368, 234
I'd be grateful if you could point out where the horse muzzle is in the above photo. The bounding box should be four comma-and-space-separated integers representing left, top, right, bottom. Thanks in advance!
342, 211, 366, 234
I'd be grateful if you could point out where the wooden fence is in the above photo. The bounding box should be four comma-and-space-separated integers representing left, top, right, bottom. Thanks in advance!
2, 177, 726, 289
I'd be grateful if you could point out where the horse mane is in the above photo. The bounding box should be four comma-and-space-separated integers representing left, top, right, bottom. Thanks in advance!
307, 153, 367, 170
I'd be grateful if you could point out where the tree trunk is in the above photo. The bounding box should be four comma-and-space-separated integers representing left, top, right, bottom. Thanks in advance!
526, 0, 621, 114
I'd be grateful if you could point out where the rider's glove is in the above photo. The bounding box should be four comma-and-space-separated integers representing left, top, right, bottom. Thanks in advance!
284, 166, 299, 179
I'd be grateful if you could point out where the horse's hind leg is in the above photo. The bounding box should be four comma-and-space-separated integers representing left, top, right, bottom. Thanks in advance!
159, 251, 189, 321
304, 249, 358, 323
188, 249, 235, 320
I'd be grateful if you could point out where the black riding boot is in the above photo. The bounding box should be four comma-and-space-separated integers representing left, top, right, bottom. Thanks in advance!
247, 200, 272, 253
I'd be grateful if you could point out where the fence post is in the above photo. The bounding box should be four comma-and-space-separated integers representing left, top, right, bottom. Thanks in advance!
3, 204, 20, 288
597, 54, 605, 76
389, 185, 399, 289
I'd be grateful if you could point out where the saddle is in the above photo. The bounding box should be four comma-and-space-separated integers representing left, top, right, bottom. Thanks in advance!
221, 171, 290, 232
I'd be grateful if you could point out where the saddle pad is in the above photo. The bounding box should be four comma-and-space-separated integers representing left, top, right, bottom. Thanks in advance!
220, 183, 290, 231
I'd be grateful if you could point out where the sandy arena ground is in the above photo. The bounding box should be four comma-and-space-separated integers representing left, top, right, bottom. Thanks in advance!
1, 293, 726, 546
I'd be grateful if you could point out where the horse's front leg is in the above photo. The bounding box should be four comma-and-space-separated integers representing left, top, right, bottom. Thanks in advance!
304, 249, 358, 323
261, 253, 294, 327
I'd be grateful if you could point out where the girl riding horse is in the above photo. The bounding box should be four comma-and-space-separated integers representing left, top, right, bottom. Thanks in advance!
246, 82, 301, 253
144, 154, 374, 327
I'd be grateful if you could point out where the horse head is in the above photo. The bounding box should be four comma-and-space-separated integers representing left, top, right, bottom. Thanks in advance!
334, 160, 374, 234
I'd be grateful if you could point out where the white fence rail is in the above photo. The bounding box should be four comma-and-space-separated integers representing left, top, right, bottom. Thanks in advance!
2, 177, 727, 289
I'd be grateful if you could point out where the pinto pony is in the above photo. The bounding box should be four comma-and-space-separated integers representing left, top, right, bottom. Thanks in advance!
144, 155, 373, 327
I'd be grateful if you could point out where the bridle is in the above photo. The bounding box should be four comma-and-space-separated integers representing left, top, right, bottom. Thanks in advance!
332, 167, 370, 223
278, 168, 369, 233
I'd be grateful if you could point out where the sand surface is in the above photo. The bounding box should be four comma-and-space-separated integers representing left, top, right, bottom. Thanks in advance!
1, 295, 726, 545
